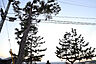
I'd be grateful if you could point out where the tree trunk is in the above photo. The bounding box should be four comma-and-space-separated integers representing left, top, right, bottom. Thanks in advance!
16, 6, 32, 64
16, 26, 30, 64
30, 56, 32, 64
30, 60, 32, 64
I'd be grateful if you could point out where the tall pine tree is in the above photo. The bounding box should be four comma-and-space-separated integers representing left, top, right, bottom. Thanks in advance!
55, 28, 96, 64
12, 0, 61, 64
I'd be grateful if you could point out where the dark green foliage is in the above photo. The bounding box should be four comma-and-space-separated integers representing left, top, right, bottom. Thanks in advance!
13, 0, 61, 45
12, 0, 61, 64
12, 0, 61, 20
55, 28, 96, 64
24, 35, 47, 62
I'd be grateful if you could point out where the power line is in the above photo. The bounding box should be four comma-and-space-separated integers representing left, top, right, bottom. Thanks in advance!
53, 16, 96, 20
4, 12, 18, 14
3, 14, 96, 20
40, 19, 96, 25
4, 15, 96, 25
5, 13, 96, 20
0, 12, 21, 15
1, 0, 5, 9
9, 18, 96, 25
59, 1, 96, 8
5, 21, 11, 49
60, 0, 96, 7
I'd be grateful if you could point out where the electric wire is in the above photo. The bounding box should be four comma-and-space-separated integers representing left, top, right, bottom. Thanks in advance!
8, 13, 16, 14
1, 0, 5, 9
53, 16, 96, 19
5, 18, 96, 25
40, 19, 96, 25
6, 19, 15, 64
5, 21, 11, 49
60, 0, 96, 8
58, 1, 96, 8
6, 15, 96, 19
3, 15, 96, 20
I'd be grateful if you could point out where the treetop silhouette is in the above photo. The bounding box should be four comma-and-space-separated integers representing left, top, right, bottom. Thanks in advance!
12, 0, 61, 64
55, 28, 96, 64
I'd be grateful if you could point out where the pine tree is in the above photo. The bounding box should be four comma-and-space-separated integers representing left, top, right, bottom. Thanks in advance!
12, 0, 61, 64
24, 35, 47, 64
55, 28, 96, 64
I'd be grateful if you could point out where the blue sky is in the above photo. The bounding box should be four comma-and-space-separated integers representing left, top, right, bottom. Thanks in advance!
0, 0, 96, 62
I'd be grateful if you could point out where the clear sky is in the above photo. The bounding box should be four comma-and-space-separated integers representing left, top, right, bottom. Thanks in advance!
0, 0, 96, 62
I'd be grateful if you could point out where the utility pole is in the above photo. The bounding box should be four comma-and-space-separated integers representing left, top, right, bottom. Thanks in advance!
0, 0, 14, 32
